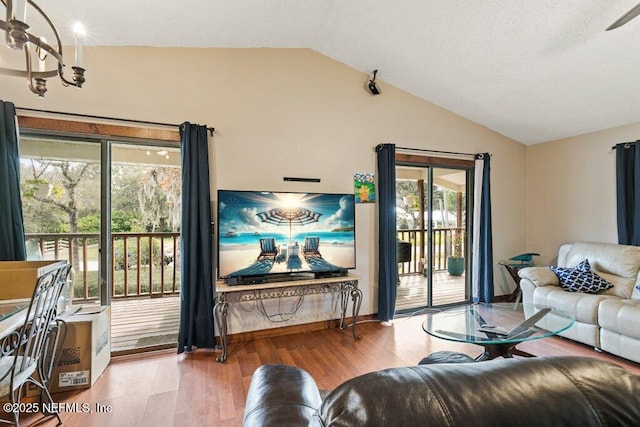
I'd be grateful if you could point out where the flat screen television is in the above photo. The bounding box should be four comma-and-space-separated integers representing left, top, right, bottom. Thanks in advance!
217, 190, 356, 284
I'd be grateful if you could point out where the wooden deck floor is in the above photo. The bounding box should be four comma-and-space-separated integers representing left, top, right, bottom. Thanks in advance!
109, 273, 466, 353
111, 296, 180, 353
396, 271, 468, 311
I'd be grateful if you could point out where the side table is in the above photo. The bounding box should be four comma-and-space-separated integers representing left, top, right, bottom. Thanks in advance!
500, 253, 539, 303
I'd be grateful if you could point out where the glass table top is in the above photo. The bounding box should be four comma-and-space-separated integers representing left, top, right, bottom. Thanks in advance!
422, 303, 575, 345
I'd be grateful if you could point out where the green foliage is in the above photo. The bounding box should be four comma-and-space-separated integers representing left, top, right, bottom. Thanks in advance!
113, 237, 163, 269
49, 183, 65, 199
111, 210, 142, 232
78, 213, 100, 232
22, 201, 67, 233
451, 231, 464, 258
21, 157, 182, 236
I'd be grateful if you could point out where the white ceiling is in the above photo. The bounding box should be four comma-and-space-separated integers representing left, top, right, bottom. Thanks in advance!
36, 0, 640, 145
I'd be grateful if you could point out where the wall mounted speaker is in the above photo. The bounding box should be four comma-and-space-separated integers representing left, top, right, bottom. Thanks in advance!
368, 69, 381, 95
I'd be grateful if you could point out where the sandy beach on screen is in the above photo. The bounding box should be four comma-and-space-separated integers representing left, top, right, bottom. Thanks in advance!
218, 242, 355, 277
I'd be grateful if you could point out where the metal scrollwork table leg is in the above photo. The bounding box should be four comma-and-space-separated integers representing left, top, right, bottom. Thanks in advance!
339, 281, 362, 340
214, 294, 229, 363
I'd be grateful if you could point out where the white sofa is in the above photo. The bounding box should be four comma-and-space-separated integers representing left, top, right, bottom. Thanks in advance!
519, 242, 640, 363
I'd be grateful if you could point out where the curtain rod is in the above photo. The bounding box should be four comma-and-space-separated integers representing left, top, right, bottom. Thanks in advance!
16, 107, 215, 136
395, 146, 479, 158
611, 141, 637, 150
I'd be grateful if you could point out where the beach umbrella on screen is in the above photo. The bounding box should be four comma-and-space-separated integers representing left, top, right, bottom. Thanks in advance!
257, 208, 322, 244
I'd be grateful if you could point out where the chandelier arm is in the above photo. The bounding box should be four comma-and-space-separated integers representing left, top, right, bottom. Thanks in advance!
0, 19, 57, 78
24, 43, 42, 96
26, 0, 64, 64
0, 17, 8, 40
58, 62, 73, 87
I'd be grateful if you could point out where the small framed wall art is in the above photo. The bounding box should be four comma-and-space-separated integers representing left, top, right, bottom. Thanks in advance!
354, 173, 375, 203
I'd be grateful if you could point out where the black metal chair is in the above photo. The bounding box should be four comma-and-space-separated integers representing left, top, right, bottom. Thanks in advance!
0, 263, 71, 426
397, 239, 412, 264
397, 239, 412, 285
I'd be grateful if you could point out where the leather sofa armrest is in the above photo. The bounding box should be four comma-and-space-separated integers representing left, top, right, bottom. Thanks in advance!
518, 267, 559, 287
243, 364, 322, 427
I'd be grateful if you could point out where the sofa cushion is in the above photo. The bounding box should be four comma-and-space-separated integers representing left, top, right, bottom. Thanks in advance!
418, 351, 476, 365
550, 260, 613, 294
563, 242, 640, 298
314, 357, 640, 427
518, 267, 559, 287
243, 364, 322, 426
532, 286, 614, 325
598, 299, 640, 340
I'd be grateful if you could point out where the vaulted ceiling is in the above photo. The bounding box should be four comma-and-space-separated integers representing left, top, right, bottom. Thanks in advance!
37, 1, 640, 144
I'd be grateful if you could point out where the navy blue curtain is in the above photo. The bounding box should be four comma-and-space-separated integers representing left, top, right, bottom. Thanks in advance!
615, 141, 640, 246
0, 100, 26, 261
476, 153, 494, 303
177, 122, 216, 353
376, 143, 397, 321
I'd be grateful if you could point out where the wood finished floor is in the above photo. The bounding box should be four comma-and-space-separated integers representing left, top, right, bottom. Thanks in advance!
16, 313, 640, 427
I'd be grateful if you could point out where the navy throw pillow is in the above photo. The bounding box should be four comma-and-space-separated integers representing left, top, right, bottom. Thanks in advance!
549, 259, 613, 294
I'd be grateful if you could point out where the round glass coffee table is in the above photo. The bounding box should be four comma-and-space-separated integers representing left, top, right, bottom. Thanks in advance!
422, 303, 574, 361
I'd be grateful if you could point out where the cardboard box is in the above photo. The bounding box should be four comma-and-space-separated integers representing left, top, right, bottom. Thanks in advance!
0, 260, 67, 300
52, 305, 111, 393
26, 305, 111, 395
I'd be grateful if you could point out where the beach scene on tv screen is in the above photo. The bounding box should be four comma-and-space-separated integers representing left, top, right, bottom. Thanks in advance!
218, 191, 356, 278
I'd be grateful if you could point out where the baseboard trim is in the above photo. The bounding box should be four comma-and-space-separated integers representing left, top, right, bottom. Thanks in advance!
112, 343, 176, 358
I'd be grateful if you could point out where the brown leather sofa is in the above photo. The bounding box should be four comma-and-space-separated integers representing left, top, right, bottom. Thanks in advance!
243, 356, 640, 426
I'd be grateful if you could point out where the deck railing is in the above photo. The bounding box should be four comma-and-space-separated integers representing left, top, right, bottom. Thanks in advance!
396, 227, 465, 275
25, 232, 181, 301
25, 228, 461, 297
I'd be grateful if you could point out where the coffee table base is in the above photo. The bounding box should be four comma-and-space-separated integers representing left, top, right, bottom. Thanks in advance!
476, 343, 535, 361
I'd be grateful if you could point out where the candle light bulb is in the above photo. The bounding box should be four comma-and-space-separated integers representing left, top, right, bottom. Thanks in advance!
73, 22, 86, 68
73, 22, 86, 39
38, 37, 47, 72
13, 0, 27, 22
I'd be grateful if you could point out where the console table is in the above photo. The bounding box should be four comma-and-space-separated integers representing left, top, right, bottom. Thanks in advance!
214, 274, 362, 363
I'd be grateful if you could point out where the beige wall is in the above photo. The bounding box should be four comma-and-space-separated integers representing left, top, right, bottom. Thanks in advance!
526, 122, 640, 265
1, 47, 527, 331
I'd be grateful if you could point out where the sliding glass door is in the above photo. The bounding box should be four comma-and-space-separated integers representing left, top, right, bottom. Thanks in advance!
19, 133, 182, 353
395, 157, 473, 311
109, 143, 181, 352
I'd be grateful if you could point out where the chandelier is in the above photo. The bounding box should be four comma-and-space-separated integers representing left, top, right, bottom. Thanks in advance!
0, 0, 86, 97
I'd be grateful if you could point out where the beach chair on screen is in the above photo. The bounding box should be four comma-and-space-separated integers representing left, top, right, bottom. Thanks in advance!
257, 238, 279, 261
303, 237, 321, 258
